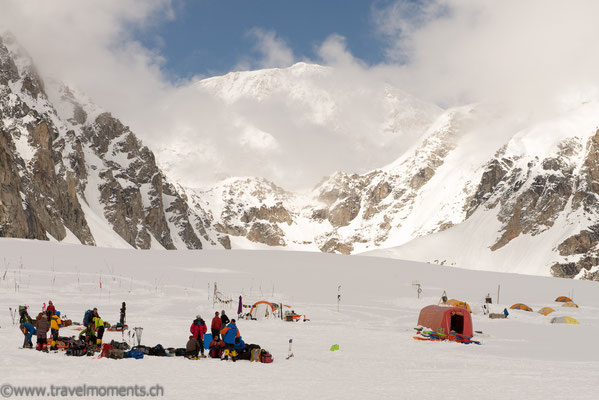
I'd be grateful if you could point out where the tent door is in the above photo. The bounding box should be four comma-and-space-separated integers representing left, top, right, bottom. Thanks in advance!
450, 314, 464, 334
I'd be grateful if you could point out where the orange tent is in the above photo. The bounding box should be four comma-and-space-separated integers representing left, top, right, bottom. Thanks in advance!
555, 296, 572, 303
418, 305, 473, 337
510, 303, 533, 312
249, 301, 277, 319
537, 307, 555, 316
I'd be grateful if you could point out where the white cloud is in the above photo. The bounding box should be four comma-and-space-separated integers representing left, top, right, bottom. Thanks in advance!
5, 0, 597, 191
375, 0, 599, 114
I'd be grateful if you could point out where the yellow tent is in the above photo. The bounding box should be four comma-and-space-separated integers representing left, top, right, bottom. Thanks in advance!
550, 316, 580, 324
562, 301, 579, 308
537, 307, 555, 316
442, 299, 472, 313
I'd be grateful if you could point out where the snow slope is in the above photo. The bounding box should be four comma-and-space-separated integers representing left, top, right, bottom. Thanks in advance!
0, 238, 598, 399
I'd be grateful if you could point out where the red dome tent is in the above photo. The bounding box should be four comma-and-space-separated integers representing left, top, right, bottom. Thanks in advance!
417, 305, 473, 337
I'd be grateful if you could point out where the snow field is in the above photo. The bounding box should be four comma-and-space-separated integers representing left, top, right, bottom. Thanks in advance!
0, 238, 598, 399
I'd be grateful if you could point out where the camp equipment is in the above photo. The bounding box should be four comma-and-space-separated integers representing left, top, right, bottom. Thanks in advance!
286, 338, 294, 359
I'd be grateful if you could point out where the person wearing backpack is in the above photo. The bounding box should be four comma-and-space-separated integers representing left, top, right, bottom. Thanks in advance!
211, 311, 222, 339
185, 335, 201, 359
50, 312, 62, 350
36, 314, 50, 351
19, 306, 33, 325
209, 336, 225, 358
190, 315, 207, 358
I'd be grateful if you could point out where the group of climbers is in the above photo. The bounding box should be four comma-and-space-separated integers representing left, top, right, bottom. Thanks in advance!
19, 301, 62, 351
186, 309, 244, 360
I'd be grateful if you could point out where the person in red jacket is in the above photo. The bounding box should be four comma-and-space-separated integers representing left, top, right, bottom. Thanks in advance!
189, 315, 207, 358
211, 311, 222, 339
209, 335, 225, 358
46, 301, 56, 316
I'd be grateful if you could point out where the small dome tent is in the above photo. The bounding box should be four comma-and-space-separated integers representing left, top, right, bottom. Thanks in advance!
537, 307, 555, 316
442, 299, 472, 313
562, 301, 579, 308
417, 305, 473, 337
249, 301, 277, 320
555, 296, 572, 303
550, 316, 579, 325
510, 303, 533, 312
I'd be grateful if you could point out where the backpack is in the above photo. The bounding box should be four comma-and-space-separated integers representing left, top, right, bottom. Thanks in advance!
132, 345, 151, 355
260, 350, 273, 364
83, 310, 93, 326
152, 344, 167, 357
100, 344, 114, 358
175, 348, 186, 357
124, 349, 144, 359
108, 348, 125, 359
110, 340, 130, 350
237, 349, 251, 361
66, 341, 87, 357
250, 348, 262, 362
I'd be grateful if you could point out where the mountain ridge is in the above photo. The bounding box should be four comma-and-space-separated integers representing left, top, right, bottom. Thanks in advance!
3, 34, 599, 280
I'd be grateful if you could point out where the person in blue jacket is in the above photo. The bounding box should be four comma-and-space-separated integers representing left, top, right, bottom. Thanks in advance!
233, 336, 245, 353
220, 319, 240, 360
20, 323, 36, 348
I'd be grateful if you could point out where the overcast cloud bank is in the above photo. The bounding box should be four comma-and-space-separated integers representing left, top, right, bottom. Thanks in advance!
2, 0, 599, 189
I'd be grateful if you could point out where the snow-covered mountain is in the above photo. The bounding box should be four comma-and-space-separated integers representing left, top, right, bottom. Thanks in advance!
4, 33, 599, 280
0, 34, 228, 250
155, 61, 443, 189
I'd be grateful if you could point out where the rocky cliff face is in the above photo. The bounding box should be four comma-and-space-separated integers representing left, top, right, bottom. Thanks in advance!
0, 35, 224, 249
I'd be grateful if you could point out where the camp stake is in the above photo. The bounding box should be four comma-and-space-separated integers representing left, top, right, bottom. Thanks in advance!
286, 338, 294, 359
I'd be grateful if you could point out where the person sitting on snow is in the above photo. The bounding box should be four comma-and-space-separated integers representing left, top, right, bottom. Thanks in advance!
20, 322, 36, 348
209, 335, 225, 358
185, 335, 201, 359
220, 319, 240, 360
190, 315, 207, 358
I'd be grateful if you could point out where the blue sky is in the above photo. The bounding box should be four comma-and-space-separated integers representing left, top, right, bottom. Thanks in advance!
137, 0, 399, 79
